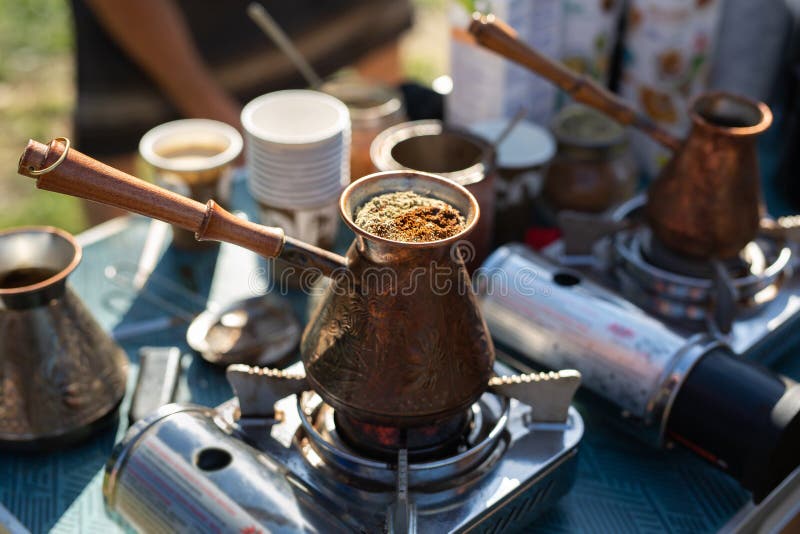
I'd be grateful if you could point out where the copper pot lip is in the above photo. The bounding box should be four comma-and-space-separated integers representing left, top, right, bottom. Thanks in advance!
339, 170, 481, 249
0, 226, 82, 296
690, 91, 773, 136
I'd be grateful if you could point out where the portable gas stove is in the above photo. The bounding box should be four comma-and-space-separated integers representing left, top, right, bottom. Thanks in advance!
104, 361, 583, 533
477, 195, 800, 501
546, 194, 800, 363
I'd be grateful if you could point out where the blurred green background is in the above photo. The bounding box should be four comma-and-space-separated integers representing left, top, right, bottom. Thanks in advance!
0, 0, 447, 234
0, 0, 85, 232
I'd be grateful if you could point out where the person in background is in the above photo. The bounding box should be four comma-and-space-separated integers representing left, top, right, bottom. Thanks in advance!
70, 0, 413, 223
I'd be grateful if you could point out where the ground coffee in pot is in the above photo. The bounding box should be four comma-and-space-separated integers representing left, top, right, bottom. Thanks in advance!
354, 191, 466, 242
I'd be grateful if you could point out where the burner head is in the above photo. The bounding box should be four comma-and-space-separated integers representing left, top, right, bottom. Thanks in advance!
334, 411, 471, 461
296, 391, 512, 495
640, 229, 748, 279
613, 226, 791, 328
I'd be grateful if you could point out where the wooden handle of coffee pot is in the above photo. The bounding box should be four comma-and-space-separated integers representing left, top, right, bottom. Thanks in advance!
468, 13, 683, 152
18, 138, 287, 257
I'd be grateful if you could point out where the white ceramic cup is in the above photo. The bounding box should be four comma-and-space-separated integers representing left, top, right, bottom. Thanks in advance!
139, 119, 243, 179
139, 119, 243, 248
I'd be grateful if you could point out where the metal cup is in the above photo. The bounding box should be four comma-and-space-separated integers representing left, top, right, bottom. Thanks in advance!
370, 120, 496, 269
0, 226, 128, 449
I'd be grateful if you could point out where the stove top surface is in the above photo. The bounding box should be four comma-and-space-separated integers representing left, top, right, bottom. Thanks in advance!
215, 362, 584, 533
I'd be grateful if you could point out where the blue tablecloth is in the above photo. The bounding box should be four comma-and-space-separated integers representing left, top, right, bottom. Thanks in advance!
2, 172, 799, 533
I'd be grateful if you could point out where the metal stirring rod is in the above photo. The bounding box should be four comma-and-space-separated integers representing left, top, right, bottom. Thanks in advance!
247, 2, 323, 89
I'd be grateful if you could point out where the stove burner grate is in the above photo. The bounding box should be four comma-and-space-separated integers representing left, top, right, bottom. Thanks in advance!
334, 410, 472, 462
613, 227, 792, 326
296, 391, 510, 492
640, 230, 752, 279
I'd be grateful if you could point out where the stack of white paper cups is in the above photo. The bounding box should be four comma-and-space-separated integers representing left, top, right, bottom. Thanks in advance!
242, 90, 351, 249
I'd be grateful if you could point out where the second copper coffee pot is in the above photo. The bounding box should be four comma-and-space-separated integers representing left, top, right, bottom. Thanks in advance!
18, 140, 494, 429
469, 14, 773, 260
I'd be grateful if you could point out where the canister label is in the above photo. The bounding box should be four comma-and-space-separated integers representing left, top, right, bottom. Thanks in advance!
115, 437, 264, 534
479, 249, 685, 418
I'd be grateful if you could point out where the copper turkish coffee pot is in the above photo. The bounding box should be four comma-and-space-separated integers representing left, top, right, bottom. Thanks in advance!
469, 14, 773, 260
18, 139, 494, 428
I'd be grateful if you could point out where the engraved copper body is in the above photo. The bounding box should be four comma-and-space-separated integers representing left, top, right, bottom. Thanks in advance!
646, 92, 772, 259
303, 172, 493, 427
17, 141, 494, 429
0, 227, 128, 449
468, 14, 774, 260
